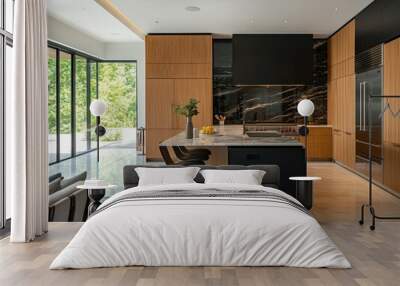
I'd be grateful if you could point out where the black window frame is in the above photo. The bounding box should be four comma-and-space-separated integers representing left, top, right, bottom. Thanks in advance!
48, 41, 138, 166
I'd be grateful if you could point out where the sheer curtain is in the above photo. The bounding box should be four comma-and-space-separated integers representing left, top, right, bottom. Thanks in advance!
9, 0, 48, 242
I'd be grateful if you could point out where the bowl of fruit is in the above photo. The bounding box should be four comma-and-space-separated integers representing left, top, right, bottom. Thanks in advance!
200, 125, 216, 135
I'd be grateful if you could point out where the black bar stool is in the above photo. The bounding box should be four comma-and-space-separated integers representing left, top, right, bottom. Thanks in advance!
159, 146, 205, 166
172, 146, 210, 162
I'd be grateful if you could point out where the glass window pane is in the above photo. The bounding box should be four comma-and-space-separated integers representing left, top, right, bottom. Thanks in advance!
90, 62, 97, 150
59, 52, 72, 160
5, 0, 14, 33
48, 48, 57, 163
75, 56, 88, 154
98, 62, 137, 147
5, 44, 13, 220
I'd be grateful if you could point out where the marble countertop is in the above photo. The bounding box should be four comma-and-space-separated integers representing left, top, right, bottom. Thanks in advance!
160, 126, 304, 147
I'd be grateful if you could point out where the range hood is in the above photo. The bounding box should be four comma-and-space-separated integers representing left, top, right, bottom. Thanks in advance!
232, 34, 313, 86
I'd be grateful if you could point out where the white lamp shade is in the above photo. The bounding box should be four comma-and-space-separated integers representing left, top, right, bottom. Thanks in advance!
297, 99, 315, 117
90, 100, 107, 116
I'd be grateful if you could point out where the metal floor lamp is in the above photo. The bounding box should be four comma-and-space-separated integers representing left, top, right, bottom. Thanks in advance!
359, 94, 400, 230
89, 100, 107, 178
297, 99, 315, 161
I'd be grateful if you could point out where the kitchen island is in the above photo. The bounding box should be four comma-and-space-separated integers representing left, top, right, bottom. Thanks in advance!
159, 126, 306, 197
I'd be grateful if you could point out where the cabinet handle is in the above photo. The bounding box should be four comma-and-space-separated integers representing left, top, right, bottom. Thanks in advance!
345, 131, 352, 135
363, 81, 366, 131
359, 81, 362, 131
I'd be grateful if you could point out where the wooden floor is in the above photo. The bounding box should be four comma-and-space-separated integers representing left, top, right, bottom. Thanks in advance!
1, 163, 400, 286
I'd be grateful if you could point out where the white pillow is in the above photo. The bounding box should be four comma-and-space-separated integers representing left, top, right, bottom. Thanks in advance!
200, 169, 266, 185
135, 167, 201, 186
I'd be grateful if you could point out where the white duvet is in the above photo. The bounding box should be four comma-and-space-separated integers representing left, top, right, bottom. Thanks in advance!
50, 183, 351, 269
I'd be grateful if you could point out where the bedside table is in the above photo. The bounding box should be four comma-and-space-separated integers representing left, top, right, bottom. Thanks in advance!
77, 183, 117, 216
289, 177, 321, 210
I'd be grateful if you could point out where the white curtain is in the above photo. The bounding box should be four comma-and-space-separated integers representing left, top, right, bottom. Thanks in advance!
9, 0, 49, 242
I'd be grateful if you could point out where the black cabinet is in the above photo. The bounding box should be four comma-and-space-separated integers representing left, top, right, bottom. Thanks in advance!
356, 0, 400, 54
228, 146, 306, 198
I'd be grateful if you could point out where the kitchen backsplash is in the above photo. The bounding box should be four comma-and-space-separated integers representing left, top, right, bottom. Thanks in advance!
213, 39, 327, 125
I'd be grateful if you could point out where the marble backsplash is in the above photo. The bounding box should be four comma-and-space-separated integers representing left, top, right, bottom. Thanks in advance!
213, 39, 327, 125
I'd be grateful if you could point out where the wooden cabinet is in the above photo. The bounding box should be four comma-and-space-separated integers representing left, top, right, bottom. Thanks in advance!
383, 87, 400, 193
146, 79, 174, 129
299, 127, 332, 161
145, 129, 180, 159
384, 38, 400, 96
328, 21, 356, 169
384, 98, 400, 144
145, 35, 213, 160
146, 64, 211, 79
383, 143, 400, 194
173, 79, 212, 129
146, 35, 212, 64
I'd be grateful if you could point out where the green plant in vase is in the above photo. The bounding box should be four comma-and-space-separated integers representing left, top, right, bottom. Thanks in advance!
175, 98, 199, 139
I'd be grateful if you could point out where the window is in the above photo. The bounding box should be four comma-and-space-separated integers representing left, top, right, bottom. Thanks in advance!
47, 43, 137, 165
75, 56, 89, 154
48, 48, 57, 163
89, 61, 98, 150
59, 52, 72, 160
98, 62, 137, 146
1, 0, 14, 230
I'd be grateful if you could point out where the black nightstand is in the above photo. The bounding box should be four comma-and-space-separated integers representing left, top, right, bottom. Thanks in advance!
77, 184, 116, 216
289, 177, 321, 210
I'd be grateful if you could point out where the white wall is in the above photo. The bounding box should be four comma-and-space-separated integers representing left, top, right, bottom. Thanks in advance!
104, 42, 145, 128
47, 15, 106, 58
47, 15, 146, 128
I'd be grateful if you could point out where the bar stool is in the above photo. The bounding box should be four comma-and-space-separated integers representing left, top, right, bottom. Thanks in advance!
179, 146, 211, 157
159, 146, 205, 166
172, 146, 210, 162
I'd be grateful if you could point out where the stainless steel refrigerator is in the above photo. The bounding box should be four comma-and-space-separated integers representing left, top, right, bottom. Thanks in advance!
355, 45, 383, 183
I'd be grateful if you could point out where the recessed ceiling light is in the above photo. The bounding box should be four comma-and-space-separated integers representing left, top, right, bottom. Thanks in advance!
283, 19, 288, 24
185, 6, 200, 12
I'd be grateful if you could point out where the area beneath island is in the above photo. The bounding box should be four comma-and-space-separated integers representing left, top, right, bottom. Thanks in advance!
160, 126, 306, 197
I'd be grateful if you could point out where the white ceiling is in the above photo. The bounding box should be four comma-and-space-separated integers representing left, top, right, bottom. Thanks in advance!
48, 0, 374, 42
47, 0, 142, 42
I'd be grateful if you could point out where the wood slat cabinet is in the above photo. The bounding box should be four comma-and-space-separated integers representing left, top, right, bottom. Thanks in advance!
383, 96, 400, 194
383, 142, 400, 194
145, 35, 213, 160
173, 79, 212, 129
384, 37, 400, 96
328, 21, 356, 169
146, 79, 175, 129
146, 35, 212, 64
298, 127, 332, 161
145, 129, 181, 159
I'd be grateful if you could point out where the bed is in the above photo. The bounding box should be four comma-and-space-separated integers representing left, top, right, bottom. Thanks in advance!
50, 165, 350, 269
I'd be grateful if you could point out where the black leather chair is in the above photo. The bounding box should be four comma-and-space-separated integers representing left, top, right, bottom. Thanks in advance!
178, 146, 211, 157
159, 146, 205, 165
172, 146, 210, 162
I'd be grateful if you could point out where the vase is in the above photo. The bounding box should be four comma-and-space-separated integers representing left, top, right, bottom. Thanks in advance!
185, 116, 193, 139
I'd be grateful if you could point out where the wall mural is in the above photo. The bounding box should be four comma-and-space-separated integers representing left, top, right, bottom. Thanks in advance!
213, 39, 327, 125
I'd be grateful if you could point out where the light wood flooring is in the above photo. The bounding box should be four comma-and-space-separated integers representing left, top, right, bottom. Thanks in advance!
1, 163, 400, 286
